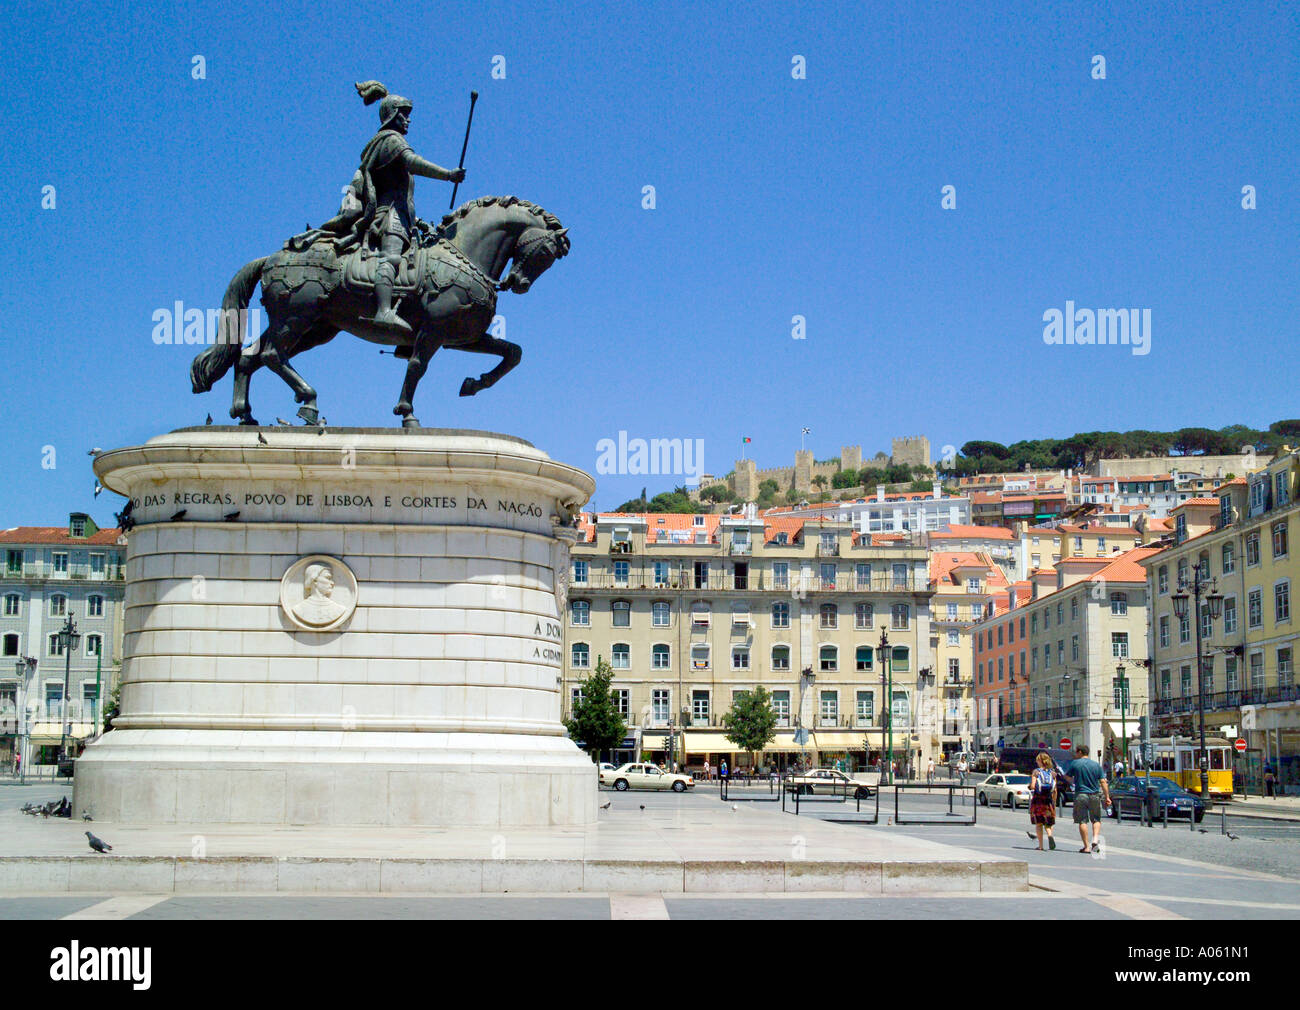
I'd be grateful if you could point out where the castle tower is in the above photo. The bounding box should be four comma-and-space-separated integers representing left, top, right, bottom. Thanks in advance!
794, 450, 813, 494
891, 436, 931, 470
840, 445, 862, 474
733, 459, 758, 501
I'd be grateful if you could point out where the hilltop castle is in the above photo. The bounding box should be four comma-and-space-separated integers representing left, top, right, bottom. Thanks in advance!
698, 436, 931, 499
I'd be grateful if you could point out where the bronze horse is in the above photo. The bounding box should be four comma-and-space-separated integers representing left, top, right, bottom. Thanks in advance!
190, 196, 569, 426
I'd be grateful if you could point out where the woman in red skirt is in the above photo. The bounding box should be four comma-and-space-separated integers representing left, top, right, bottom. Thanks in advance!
1027, 751, 1058, 850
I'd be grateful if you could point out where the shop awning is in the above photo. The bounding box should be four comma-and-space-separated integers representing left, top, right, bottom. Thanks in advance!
807, 732, 872, 750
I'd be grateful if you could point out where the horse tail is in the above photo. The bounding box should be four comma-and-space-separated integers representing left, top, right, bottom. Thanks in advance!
190, 257, 268, 393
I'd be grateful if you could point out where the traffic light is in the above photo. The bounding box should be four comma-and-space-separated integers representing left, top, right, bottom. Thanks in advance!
1138, 715, 1149, 743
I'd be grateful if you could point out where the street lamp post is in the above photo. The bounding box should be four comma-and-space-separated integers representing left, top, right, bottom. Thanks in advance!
879, 628, 892, 783
1171, 564, 1224, 800
1115, 661, 1130, 767
13, 656, 36, 784
56, 612, 80, 759
797, 666, 816, 771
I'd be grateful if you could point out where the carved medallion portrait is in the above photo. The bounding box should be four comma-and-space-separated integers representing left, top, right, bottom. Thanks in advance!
279, 555, 358, 632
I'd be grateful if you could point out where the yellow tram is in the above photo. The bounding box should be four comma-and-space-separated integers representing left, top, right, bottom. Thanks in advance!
1144, 736, 1233, 797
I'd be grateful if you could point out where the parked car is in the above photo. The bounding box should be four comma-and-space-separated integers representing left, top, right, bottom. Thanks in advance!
598, 762, 617, 774
600, 762, 694, 792
976, 773, 1033, 808
786, 768, 875, 798
1109, 775, 1206, 822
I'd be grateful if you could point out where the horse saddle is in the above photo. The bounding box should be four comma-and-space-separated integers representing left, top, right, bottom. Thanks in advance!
343, 247, 424, 296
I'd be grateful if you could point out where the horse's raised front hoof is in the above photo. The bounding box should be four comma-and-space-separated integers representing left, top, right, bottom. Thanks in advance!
459, 377, 480, 397
401, 416, 421, 429
296, 404, 319, 425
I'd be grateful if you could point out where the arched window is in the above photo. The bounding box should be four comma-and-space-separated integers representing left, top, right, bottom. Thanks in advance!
86, 634, 102, 656
651, 601, 671, 627
819, 603, 837, 629
86, 595, 104, 618
570, 600, 590, 626
570, 642, 590, 669
611, 600, 631, 628
771, 601, 790, 628
611, 643, 630, 669
891, 603, 910, 629
819, 645, 838, 672
2, 633, 18, 657
49, 594, 67, 617
1109, 592, 1128, 616
771, 645, 790, 671
855, 602, 873, 629
891, 646, 910, 672
856, 645, 873, 671
3, 593, 19, 617
651, 643, 670, 669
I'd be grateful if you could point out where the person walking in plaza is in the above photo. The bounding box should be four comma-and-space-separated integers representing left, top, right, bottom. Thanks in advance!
926, 757, 935, 785
1026, 752, 1058, 850
703, 758, 711, 782
1064, 744, 1110, 853
1264, 765, 1277, 798
956, 756, 968, 786
720, 759, 728, 784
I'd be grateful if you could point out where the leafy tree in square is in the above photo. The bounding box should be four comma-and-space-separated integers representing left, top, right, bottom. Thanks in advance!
722, 686, 778, 765
564, 656, 627, 762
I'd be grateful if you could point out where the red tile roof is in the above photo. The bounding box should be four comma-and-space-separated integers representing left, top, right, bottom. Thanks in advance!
929, 524, 1014, 541
0, 527, 123, 546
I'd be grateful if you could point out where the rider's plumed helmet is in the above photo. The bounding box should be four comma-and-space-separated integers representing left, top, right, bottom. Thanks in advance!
355, 80, 413, 130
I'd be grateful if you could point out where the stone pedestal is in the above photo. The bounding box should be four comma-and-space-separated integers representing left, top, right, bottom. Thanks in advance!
76, 427, 597, 828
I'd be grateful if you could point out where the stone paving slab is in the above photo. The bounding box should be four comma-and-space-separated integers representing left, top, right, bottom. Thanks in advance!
0, 798, 1026, 895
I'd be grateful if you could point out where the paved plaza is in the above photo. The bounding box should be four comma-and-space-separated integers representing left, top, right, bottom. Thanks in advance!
4, 783, 1298, 918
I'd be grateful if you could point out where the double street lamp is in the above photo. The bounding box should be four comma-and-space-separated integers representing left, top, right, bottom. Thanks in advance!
878, 628, 892, 783
12, 656, 36, 784
1171, 565, 1224, 800
1115, 661, 1130, 766
796, 666, 816, 770
55, 612, 80, 758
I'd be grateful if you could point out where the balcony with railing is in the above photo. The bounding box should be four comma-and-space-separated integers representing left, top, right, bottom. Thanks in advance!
1152, 684, 1299, 716
816, 542, 841, 558
1, 563, 124, 582
570, 571, 930, 593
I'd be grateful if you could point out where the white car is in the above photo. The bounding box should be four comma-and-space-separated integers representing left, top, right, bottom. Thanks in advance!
976, 773, 1034, 809
786, 768, 876, 798
600, 762, 695, 792
598, 762, 617, 774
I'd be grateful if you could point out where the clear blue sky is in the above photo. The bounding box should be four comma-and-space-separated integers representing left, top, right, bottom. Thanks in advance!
1, 0, 1295, 521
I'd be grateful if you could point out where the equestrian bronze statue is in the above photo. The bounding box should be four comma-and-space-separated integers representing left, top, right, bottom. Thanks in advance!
190, 81, 569, 427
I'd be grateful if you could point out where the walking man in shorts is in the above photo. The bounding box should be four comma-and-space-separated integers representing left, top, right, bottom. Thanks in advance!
1065, 744, 1110, 853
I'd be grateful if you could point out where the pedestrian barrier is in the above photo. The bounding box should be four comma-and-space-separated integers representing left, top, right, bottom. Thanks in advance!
782, 778, 880, 824
893, 782, 977, 825
719, 776, 780, 803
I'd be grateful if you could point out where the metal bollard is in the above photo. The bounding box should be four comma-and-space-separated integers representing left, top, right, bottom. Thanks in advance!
1220, 800, 1227, 836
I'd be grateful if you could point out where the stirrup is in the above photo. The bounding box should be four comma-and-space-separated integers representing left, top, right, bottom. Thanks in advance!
367, 309, 412, 335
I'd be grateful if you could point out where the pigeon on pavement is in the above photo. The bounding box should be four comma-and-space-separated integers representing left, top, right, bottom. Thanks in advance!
82, 812, 93, 821
85, 831, 112, 853
256, 432, 269, 445
599, 801, 611, 810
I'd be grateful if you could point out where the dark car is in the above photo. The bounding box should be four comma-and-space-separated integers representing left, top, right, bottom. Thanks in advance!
1109, 775, 1206, 822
